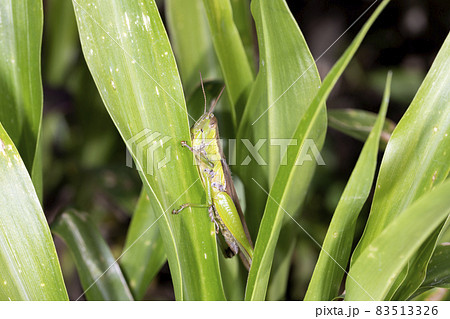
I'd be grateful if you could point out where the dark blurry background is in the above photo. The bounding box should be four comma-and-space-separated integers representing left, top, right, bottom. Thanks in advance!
41, 0, 449, 300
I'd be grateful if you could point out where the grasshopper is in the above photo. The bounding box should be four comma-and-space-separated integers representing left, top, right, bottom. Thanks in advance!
172, 77, 254, 269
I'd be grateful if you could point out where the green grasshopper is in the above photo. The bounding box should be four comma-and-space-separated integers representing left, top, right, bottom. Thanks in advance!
172, 77, 254, 269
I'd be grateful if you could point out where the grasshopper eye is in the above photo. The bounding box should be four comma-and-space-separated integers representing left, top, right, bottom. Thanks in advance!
209, 116, 217, 128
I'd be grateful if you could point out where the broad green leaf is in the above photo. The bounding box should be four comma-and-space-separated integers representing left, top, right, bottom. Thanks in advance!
245, 0, 392, 300
305, 73, 391, 301
352, 32, 450, 299
52, 210, 133, 301
202, 0, 254, 127
417, 244, 450, 293
72, 0, 224, 300
43, 0, 79, 87
345, 180, 450, 301
230, 0, 255, 73
353, 32, 450, 258
237, 0, 323, 238
0, 0, 43, 195
121, 188, 166, 300
267, 222, 297, 300
0, 124, 67, 301
413, 244, 450, 300
391, 226, 442, 300
166, 0, 220, 95
219, 253, 245, 301
328, 108, 395, 150
412, 288, 450, 301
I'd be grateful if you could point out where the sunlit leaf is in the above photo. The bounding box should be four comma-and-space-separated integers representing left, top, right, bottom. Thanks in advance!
202, 0, 254, 127
305, 73, 391, 300
72, 0, 225, 300
52, 210, 133, 300
0, 0, 44, 195
166, 0, 220, 95
345, 180, 450, 301
352, 32, 450, 300
245, 0, 392, 300
0, 124, 67, 301
121, 189, 166, 300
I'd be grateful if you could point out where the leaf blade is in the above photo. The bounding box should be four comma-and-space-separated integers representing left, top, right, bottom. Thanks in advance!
120, 188, 167, 300
305, 72, 391, 300
345, 180, 450, 301
166, 0, 220, 95
71, 0, 225, 300
353, 33, 450, 259
352, 32, 450, 300
245, 0, 392, 300
0, 124, 67, 301
52, 210, 134, 301
202, 0, 254, 127
328, 108, 396, 150
0, 0, 44, 195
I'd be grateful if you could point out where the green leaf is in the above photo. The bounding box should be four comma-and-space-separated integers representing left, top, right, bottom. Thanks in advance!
120, 189, 166, 300
202, 0, 254, 127
267, 222, 297, 300
52, 210, 133, 300
165, 0, 220, 95
219, 254, 245, 301
230, 0, 255, 74
245, 0, 392, 301
305, 72, 391, 301
353, 32, 450, 259
43, 0, 80, 87
345, 180, 450, 301
328, 108, 396, 150
237, 0, 323, 238
0, 0, 44, 195
417, 244, 450, 292
0, 124, 67, 301
72, 0, 225, 300
352, 32, 450, 299
412, 288, 450, 301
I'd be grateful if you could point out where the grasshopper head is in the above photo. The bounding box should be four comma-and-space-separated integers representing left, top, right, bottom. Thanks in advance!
191, 79, 224, 139
191, 112, 218, 139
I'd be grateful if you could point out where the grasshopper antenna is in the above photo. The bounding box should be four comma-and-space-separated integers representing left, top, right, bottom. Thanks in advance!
200, 72, 207, 114
209, 85, 225, 114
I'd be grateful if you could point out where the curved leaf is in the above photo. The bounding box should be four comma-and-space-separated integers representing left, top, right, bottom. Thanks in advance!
202, 0, 254, 127
43, 0, 80, 87
305, 73, 391, 300
245, 0, 392, 301
345, 180, 450, 301
71, 0, 224, 300
0, 0, 43, 195
353, 32, 450, 258
328, 108, 395, 150
352, 32, 450, 300
121, 189, 166, 300
166, 0, 220, 95
0, 124, 67, 301
237, 0, 323, 238
230, 0, 255, 73
419, 244, 450, 291
52, 210, 133, 301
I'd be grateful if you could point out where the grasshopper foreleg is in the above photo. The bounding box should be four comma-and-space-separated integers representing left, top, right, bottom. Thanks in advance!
181, 141, 214, 168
